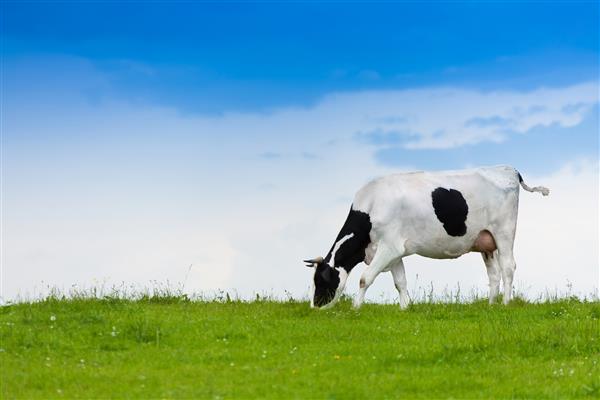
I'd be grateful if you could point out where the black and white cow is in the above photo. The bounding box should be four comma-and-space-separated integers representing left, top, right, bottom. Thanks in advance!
304, 165, 549, 309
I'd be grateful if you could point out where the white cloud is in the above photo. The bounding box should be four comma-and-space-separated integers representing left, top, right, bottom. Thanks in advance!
333, 82, 597, 149
175, 81, 597, 152
514, 160, 599, 297
3, 60, 598, 302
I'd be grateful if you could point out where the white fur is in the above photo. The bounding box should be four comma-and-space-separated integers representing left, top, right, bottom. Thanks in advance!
329, 233, 354, 268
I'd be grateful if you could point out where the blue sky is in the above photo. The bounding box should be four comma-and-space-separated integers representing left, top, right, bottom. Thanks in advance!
4, 2, 599, 112
2, 2, 599, 301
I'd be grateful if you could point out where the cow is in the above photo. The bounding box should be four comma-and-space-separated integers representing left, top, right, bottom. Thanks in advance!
304, 165, 549, 309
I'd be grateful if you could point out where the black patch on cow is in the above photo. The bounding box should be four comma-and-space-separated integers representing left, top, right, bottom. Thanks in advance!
324, 206, 372, 273
431, 187, 468, 237
312, 206, 372, 307
517, 172, 523, 183
313, 261, 340, 307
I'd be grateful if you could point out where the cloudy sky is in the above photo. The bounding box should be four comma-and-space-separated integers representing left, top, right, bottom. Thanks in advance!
2, 2, 598, 302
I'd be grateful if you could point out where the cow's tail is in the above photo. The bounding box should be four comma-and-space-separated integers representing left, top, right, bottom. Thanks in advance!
517, 172, 550, 196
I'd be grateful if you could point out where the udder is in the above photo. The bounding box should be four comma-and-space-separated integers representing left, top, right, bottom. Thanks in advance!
471, 230, 497, 255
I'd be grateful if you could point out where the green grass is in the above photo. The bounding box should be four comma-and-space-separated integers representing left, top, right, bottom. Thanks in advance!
1, 296, 599, 399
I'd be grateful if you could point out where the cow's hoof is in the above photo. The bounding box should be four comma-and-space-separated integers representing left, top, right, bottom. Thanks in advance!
399, 298, 410, 310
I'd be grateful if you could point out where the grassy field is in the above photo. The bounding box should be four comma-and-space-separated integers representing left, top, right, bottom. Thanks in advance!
1, 296, 599, 399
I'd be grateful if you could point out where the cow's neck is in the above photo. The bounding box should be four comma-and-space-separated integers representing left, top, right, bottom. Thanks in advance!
324, 254, 361, 273
323, 233, 366, 273
323, 206, 372, 273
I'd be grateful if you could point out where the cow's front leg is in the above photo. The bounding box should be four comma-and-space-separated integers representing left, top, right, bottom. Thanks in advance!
353, 242, 400, 309
390, 258, 410, 309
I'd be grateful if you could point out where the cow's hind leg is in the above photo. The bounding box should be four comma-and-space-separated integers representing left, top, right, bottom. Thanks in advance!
390, 258, 410, 309
482, 252, 500, 304
353, 241, 401, 309
496, 243, 517, 305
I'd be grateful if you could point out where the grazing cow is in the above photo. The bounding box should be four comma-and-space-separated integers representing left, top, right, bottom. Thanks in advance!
304, 165, 549, 309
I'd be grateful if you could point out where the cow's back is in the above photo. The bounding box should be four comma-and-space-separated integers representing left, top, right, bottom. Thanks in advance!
352, 165, 520, 258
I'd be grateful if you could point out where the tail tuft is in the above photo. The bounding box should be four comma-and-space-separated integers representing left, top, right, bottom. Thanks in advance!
517, 171, 550, 196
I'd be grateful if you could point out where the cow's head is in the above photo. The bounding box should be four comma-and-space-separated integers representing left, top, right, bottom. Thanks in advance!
304, 257, 348, 308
